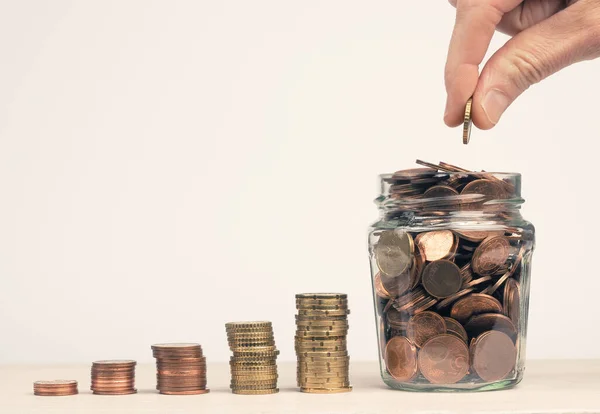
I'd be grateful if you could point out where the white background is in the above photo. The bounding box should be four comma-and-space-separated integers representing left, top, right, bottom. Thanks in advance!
1, 1, 598, 364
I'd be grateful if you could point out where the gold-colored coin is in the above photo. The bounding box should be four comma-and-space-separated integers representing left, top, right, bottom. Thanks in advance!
463, 97, 473, 145
296, 293, 347, 300
295, 319, 349, 327
232, 388, 279, 395
300, 386, 352, 394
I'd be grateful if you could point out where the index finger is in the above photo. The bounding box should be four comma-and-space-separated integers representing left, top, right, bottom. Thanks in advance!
444, 0, 522, 127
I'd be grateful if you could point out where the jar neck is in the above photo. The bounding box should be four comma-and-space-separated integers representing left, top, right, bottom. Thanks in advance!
375, 170, 525, 227
377, 208, 525, 229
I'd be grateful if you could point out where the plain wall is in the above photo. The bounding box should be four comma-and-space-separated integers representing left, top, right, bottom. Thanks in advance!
1, 1, 599, 363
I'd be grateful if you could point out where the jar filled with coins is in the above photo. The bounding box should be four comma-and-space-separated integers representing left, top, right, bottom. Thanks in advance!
368, 161, 535, 391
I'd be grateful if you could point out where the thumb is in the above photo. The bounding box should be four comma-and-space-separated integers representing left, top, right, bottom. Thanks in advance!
472, 0, 600, 129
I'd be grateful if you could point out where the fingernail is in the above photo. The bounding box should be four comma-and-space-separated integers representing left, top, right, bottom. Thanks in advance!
482, 89, 511, 125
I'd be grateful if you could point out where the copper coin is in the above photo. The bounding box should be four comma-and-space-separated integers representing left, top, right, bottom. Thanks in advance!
386, 306, 409, 328
471, 330, 516, 381
373, 273, 392, 299
380, 269, 412, 297
472, 236, 510, 275
34, 380, 77, 387
462, 275, 493, 290
384, 336, 418, 381
415, 231, 456, 262
374, 230, 414, 277
461, 179, 506, 210
504, 278, 520, 327
450, 293, 503, 323
418, 334, 469, 384
460, 263, 473, 285
443, 317, 468, 343
423, 185, 459, 198
410, 252, 425, 289
159, 389, 210, 395
406, 311, 447, 348
465, 313, 517, 341
410, 296, 438, 314
435, 288, 474, 311
392, 168, 438, 180
421, 260, 462, 299
92, 360, 136, 366
394, 287, 426, 308
152, 343, 202, 350
481, 271, 511, 296
454, 230, 504, 242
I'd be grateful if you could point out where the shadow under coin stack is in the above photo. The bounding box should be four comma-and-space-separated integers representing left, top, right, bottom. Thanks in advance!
226, 321, 279, 395
151, 343, 209, 395
33, 380, 78, 396
295, 293, 352, 393
91, 360, 137, 395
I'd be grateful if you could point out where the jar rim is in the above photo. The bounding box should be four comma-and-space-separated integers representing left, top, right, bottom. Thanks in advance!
379, 172, 522, 180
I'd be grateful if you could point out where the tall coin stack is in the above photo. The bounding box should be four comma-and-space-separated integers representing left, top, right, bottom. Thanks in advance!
295, 293, 352, 393
91, 360, 137, 395
151, 343, 209, 395
226, 321, 279, 395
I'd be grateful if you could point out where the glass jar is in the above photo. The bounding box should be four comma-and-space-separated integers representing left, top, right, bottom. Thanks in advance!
368, 166, 535, 392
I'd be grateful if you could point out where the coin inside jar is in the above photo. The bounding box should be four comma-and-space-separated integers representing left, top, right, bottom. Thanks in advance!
450, 293, 503, 324
471, 236, 510, 276
504, 278, 521, 326
415, 231, 456, 262
471, 330, 516, 382
418, 334, 469, 384
423, 185, 459, 198
375, 230, 414, 277
406, 311, 447, 348
421, 260, 462, 299
464, 313, 517, 341
384, 336, 418, 382
461, 179, 506, 210
443, 317, 468, 343
380, 268, 412, 298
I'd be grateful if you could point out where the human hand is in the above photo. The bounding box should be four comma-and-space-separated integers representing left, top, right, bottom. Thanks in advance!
444, 0, 600, 129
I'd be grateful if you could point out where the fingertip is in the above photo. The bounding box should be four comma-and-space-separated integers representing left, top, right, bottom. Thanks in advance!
444, 110, 463, 128
448, 0, 457, 7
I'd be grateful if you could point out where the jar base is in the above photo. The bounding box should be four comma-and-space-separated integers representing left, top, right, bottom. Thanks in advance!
380, 371, 524, 392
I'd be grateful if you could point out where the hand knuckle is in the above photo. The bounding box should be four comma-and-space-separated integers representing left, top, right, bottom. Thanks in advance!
508, 49, 547, 89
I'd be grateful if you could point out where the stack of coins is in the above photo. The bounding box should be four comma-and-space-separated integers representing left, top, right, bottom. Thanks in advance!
226, 321, 279, 395
373, 160, 533, 385
90, 360, 137, 395
151, 343, 209, 395
295, 293, 352, 393
33, 380, 78, 396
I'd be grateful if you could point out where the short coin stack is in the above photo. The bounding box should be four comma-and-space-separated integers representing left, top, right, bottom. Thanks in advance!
90, 360, 137, 395
33, 380, 78, 396
295, 293, 352, 393
151, 343, 209, 395
226, 321, 279, 395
